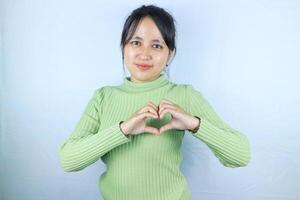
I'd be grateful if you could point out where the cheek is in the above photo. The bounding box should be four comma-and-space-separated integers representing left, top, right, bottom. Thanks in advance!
124, 48, 135, 61
123, 48, 136, 70
155, 52, 169, 64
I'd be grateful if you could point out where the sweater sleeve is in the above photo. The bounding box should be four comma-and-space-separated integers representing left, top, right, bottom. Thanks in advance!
58, 87, 131, 172
186, 85, 251, 168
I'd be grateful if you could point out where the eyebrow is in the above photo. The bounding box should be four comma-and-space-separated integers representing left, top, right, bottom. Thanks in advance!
132, 36, 163, 43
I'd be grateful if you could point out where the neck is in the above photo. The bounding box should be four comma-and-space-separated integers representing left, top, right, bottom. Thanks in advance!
130, 75, 161, 83
119, 73, 171, 93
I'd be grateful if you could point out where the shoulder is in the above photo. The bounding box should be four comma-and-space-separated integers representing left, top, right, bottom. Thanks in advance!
164, 81, 205, 98
90, 86, 109, 100
184, 84, 204, 95
93, 86, 106, 96
167, 81, 189, 92
171, 83, 201, 94
92, 85, 120, 99
170, 81, 198, 91
180, 83, 207, 103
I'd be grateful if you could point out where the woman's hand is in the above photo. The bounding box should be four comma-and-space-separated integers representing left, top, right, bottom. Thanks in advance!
120, 101, 160, 136
120, 99, 200, 136
158, 99, 200, 134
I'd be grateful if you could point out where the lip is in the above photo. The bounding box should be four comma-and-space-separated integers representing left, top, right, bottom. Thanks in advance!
136, 63, 152, 70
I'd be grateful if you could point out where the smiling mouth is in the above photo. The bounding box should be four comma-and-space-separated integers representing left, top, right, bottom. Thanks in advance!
136, 64, 152, 70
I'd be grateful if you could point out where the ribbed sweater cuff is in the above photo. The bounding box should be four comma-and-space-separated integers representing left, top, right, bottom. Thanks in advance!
191, 117, 230, 142
96, 122, 132, 144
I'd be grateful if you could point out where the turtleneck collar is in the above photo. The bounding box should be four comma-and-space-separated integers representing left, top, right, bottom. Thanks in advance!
119, 73, 170, 93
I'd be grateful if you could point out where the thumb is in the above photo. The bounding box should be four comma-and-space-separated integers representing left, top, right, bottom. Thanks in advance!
159, 123, 173, 134
144, 126, 160, 135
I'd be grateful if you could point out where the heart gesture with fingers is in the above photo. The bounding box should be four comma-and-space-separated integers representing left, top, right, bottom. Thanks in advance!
155, 99, 200, 134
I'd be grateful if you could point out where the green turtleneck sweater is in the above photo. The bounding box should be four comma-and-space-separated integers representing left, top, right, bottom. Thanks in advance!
58, 73, 250, 200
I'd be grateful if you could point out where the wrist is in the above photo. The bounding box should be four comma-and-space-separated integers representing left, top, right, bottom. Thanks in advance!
119, 121, 128, 136
188, 116, 201, 134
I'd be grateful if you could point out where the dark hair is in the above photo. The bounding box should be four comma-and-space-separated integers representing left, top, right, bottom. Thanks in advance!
120, 4, 177, 78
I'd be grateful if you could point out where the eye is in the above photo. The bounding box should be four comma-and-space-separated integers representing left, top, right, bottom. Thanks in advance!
153, 44, 163, 49
130, 41, 140, 46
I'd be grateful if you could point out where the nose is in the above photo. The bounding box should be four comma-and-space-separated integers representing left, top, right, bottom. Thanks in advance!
138, 46, 152, 60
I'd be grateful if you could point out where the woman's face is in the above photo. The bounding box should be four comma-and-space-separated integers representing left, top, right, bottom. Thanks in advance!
124, 16, 172, 83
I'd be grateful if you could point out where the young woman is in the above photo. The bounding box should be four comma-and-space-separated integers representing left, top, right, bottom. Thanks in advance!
59, 4, 250, 200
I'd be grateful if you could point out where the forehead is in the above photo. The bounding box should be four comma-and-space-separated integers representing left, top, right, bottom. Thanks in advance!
132, 17, 164, 41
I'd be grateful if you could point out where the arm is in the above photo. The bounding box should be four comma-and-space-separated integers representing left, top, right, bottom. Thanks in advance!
186, 85, 251, 168
58, 87, 131, 172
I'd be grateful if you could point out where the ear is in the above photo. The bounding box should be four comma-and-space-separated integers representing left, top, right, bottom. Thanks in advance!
167, 50, 175, 65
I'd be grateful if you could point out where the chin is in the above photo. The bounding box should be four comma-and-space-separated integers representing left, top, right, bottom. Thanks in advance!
131, 73, 155, 82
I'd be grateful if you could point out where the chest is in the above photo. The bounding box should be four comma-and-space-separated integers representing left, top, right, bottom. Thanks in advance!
99, 90, 187, 131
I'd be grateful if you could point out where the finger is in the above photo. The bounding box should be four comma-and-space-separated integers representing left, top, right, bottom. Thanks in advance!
160, 99, 174, 104
159, 102, 177, 113
159, 105, 176, 118
144, 126, 160, 135
137, 106, 148, 114
138, 106, 158, 117
147, 101, 159, 111
159, 123, 173, 134
147, 106, 159, 117
146, 103, 159, 116
137, 112, 158, 120
159, 99, 175, 107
